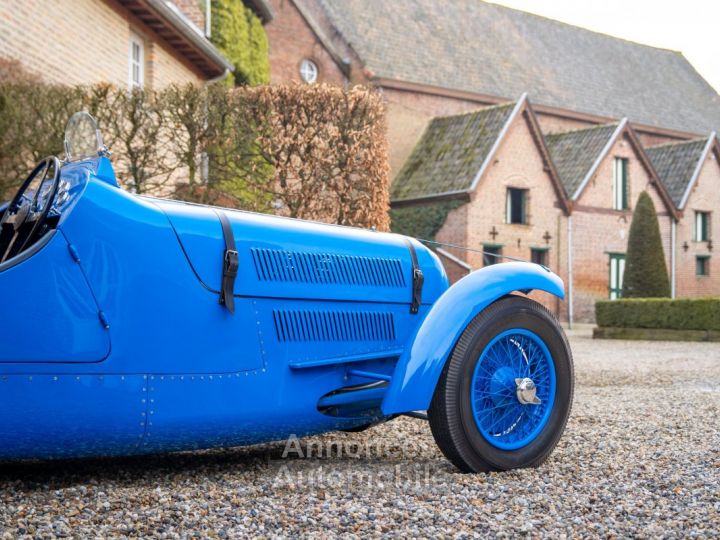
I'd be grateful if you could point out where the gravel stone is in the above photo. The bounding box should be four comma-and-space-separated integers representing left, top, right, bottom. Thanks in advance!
0, 327, 718, 538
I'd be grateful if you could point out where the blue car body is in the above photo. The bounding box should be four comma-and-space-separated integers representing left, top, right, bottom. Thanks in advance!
0, 155, 564, 460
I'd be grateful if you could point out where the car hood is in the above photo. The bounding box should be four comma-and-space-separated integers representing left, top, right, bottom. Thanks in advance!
150, 199, 448, 306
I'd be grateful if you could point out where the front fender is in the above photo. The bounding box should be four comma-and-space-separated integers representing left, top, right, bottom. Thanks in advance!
381, 262, 564, 415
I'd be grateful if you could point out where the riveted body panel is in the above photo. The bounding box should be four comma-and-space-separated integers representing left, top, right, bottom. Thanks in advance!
0, 156, 564, 460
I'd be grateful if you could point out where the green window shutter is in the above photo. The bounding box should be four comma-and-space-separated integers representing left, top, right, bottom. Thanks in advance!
621, 158, 629, 209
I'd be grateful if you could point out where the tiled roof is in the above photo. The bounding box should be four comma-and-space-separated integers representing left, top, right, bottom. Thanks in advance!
544, 124, 619, 197
391, 102, 516, 201
317, 0, 720, 135
645, 138, 709, 207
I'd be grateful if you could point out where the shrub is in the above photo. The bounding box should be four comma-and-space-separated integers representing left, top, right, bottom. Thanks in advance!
390, 200, 465, 240
622, 191, 670, 298
211, 0, 269, 86
0, 82, 391, 230
246, 84, 390, 229
596, 298, 720, 331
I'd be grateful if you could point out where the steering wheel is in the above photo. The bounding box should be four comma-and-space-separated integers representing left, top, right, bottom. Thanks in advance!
0, 156, 61, 263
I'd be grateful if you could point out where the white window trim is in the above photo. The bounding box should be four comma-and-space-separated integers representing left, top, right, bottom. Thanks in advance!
695, 211, 710, 242
129, 33, 145, 89
299, 59, 318, 84
612, 157, 627, 210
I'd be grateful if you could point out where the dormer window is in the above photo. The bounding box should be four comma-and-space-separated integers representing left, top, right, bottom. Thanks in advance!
612, 157, 629, 210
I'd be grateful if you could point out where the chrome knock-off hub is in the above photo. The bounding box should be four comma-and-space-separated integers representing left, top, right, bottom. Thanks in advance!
515, 377, 542, 405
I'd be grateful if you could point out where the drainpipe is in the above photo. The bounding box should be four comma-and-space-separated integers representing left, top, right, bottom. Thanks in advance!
671, 219, 676, 299
567, 215, 574, 329
205, 0, 211, 38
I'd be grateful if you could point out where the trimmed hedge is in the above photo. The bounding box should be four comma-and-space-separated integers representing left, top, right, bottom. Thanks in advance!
0, 82, 391, 230
595, 298, 720, 331
622, 191, 670, 298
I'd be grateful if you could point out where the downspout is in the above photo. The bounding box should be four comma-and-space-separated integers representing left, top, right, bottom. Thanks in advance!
205, 0, 211, 38
671, 219, 676, 299
567, 215, 573, 329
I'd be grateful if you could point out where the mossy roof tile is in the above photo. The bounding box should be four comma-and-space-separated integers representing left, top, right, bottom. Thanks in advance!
318, 0, 720, 135
544, 124, 619, 197
645, 138, 708, 207
391, 102, 515, 201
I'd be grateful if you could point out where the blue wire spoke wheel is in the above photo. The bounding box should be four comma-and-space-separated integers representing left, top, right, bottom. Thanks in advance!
428, 296, 574, 473
470, 329, 556, 450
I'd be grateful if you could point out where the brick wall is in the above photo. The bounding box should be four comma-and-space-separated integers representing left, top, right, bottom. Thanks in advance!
0, 0, 203, 87
264, 0, 347, 86
570, 132, 674, 321
146, 39, 204, 87
675, 151, 720, 297
434, 110, 569, 319
534, 112, 596, 135
173, 0, 206, 32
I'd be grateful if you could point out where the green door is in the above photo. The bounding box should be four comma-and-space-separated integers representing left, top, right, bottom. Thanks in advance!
609, 253, 625, 300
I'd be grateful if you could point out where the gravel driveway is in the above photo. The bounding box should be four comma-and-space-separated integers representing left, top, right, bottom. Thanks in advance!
1, 328, 718, 538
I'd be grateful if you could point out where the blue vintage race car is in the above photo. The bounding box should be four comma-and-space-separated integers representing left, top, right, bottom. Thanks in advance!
0, 113, 573, 472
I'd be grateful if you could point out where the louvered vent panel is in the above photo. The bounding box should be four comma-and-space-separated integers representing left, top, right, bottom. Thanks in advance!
251, 248, 406, 288
273, 310, 396, 343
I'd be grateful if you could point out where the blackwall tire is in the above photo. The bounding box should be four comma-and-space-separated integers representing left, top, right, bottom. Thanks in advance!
428, 296, 574, 473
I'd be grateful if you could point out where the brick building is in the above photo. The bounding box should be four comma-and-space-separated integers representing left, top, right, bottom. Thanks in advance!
3, 1, 719, 321
390, 95, 570, 318
262, 0, 720, 322
544, 121, 679, 321
0, 0, 234, 87
647, 135, 720, 298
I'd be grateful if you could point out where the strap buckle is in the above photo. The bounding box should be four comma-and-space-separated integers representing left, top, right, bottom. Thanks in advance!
224, 249, 239, 278
410, 267, 424, 314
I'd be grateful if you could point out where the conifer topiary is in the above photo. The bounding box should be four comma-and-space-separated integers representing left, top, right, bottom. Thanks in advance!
622, 191, 670, 298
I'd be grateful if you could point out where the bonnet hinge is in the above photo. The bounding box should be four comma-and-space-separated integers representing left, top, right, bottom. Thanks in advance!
217, 211, 238, 314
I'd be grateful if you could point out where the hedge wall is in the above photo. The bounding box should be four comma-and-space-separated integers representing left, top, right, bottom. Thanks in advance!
0, 82, 390, 230
595, 298, 720, 331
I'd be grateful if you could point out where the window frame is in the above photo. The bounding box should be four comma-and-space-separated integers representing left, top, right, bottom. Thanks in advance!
128, 33, 145, 89
506, 187, 528, 225
694, 211, 710, 242
696, 255, 710, 277
612, 157, 629, 210
482, 244, 503, 267
299, 59, 319, 84
530, 247, 549, 267
608, 252, 625, 300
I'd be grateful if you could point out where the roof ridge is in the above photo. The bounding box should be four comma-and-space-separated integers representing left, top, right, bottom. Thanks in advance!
646, 136, 709, 150
544, 122, 619, 138
429, 100, 516, 123
484, 1, 682, 55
